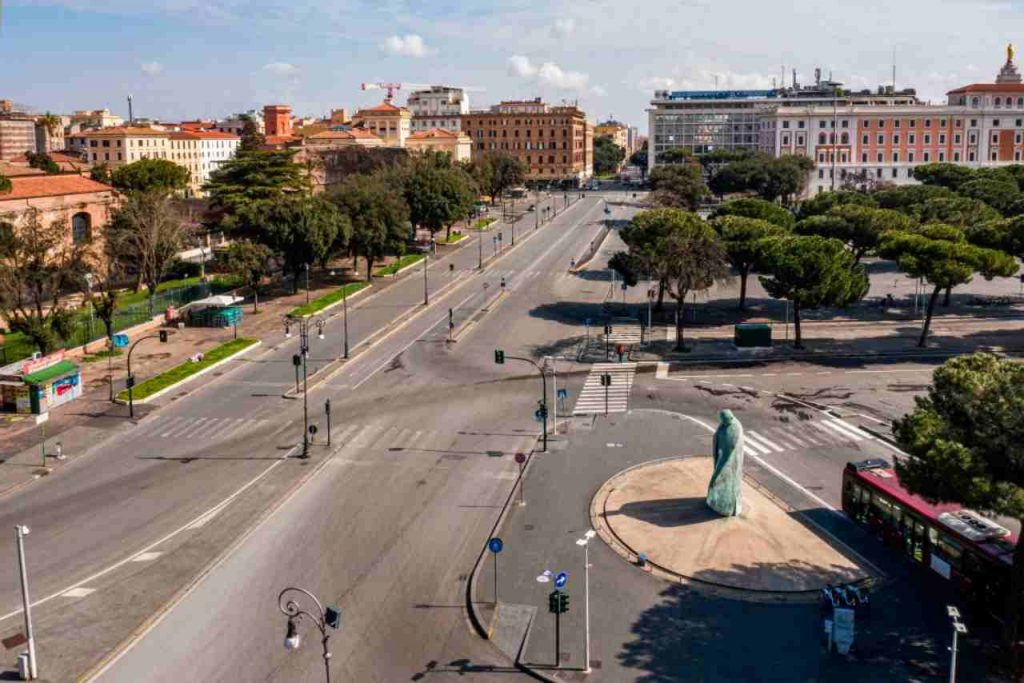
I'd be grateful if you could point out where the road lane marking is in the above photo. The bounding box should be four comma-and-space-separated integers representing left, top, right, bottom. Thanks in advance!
130, 552, 163, 562
61, 587, 96, 599
825, 418, 873, 441
746, 431, 784, 453
819, 420, 865, 441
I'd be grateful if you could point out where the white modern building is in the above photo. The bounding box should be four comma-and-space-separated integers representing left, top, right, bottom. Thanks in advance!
168, 130, 240, 197
406, 86, 469, 133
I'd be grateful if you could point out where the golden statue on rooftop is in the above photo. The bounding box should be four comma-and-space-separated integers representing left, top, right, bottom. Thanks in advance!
1009, 43, 1016, 64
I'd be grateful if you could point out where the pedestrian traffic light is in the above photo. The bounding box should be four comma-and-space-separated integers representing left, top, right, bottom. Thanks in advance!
548, 590, 560, 614
604, 323, 612, 334
159, 330, 168, 343
293, 354, 302, 367
494, 349, 505, 364
559, 592, 570, 614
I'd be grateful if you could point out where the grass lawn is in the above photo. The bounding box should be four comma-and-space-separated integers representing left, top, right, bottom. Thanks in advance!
288, 282, 369, 318
472, 217, 497, 230
436, 233, 466, 245
116, 274, 243, 308
376, 254, 424, 277
117, 337, 258, 402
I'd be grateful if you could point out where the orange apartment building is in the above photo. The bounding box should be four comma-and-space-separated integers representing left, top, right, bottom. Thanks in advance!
460, 98, 593, 185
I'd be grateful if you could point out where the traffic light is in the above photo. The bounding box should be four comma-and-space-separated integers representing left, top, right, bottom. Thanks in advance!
558, 592, 570, 614
537, 401, 548, 419
548, 590, 560, 614
604, 323, 612, 335
159, 330, 168, 343
293, 354, 302, 367
325, 605, 342, 630
494, 349, 505, 364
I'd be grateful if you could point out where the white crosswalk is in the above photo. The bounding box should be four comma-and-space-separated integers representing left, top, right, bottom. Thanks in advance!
605, 323, 642, 346
134, 415, 271, 441
573, 362, 637, 415
743, 418, 876, 456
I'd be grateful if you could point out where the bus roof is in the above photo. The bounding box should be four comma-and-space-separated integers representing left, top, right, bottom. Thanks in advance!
847, 461, 1017, 565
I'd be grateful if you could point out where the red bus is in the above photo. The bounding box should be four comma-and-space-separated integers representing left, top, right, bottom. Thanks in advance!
842, 459, 1017, 621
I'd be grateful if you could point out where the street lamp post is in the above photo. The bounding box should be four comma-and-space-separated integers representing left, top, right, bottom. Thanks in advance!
278, 587, 341, 683
126, 331, 169, 419
494, 352, 548, 452
283, 316, 325, 458
304, 263, 311, 305
478, 230, 484, 270
575, 529, 596, 674
423, 252, 429, 305
947, 606, 967, 683
15, 525, 37, 680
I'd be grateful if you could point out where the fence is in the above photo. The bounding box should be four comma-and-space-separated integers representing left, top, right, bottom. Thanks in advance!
0, 279, 238, 365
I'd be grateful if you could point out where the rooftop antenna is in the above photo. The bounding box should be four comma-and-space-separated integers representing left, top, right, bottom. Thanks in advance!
892, 47, 897, 90
792, 68, 797, 89
127, 94, 134, 125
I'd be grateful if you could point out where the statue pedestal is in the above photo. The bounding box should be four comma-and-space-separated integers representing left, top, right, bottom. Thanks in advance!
591, 457, 875, 599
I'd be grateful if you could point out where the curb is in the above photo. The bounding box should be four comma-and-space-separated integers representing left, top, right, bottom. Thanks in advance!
377, 255, 426, 279
569, 223, 612, 274
640, 344, 1024, 366
286, 283, 372, 319
115, 340, 261, 405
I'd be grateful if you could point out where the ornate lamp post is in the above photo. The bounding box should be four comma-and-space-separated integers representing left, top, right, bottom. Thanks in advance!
278, 586, 342, 683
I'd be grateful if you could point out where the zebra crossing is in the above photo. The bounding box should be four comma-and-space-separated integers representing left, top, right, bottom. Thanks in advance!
573, 362, 637, 415
133, 414, 273, 441
744, 418, 876, 456
604, 317, 642, 346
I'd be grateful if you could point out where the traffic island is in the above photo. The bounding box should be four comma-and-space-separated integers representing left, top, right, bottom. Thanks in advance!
591, 456, 875, 600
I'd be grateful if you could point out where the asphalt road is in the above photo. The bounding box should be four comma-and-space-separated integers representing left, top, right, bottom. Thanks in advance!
84, 192, 637, 682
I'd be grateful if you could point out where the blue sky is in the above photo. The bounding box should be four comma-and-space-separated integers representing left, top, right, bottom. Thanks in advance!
4, 0, 1024, 132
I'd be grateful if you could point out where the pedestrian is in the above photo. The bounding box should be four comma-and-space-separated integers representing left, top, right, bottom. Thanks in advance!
55, 441, 65, 461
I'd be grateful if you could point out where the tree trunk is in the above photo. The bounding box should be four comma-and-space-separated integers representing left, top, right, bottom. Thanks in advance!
253, 285, 259, 313
656, 279, 667, 311
445, 223, 451, 242
793, 302, 803, 349
1003, 522, 1024, 672
674, 296, 687, 351
738, 266, 749, 310
919, 286, 942, 347
366, 257, 375, 281
943, 285, 952, 307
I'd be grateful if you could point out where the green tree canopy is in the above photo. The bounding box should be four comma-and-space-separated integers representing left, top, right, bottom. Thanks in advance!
797, 190, 878, 219
957, 175, 1022, 215
658, 148, 691, 164
26, 152, 60, 174
238, 114, 266, 153
111, 158, 190, 195
594, 136, 627, 176
710, 214, 787, 309
758, 235, 868, 348
223, 240, 274, 312
205, 150, 310, 214
89, 163, 112, 185
234, 196, 348, 290
796, 205, 918, 263
911, 195, 1002, 227
879, 224, 1017, 346
403, 164, 476, 241
892, 352, 1024, 662
712, 197, 795, 230
329, 172, 410, 279
648, 163, 706, 210
628, 144, 648, 178
872, 184, 955, 211
0, 174, 10, 194
911, 162, 976, 192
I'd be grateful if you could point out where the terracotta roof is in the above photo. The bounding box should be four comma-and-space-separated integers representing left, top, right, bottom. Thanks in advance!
169, 130, 240, 140
947, 83, 1024, 94
262, 135, 301, 147
49, 151, 87, 164
408, 128, 462, 140
356, 102, 408, 115
0, 162, 44, 177
79, 126, 169, 137
309, 128, 382, 140
0, 174, 114, 201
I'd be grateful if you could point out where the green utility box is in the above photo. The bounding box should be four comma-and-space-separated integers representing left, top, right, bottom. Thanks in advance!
734, 323, 772, 348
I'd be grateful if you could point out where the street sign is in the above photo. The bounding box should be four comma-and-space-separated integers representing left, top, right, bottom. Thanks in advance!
112, 334, 129, 348
514, 452, 526, 464
621, 282, 627, 290
488, 537, 504, 554
325, 605, 342, 629
557, 388, 568, 399
554, 571, 568, 589
126, 375, 135, 388
308, 425, 318, 435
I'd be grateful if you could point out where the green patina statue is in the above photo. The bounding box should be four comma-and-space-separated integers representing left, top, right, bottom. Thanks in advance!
707, 409, 744, 516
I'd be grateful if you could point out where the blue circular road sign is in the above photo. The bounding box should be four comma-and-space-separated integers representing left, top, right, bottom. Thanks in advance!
554, 571, 568, 589
488, 537, 504, 554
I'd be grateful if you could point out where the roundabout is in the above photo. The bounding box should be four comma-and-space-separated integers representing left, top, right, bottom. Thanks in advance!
591, 456, 876, 600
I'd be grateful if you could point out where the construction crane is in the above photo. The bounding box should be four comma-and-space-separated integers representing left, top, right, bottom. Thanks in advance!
360, 82, 485, 103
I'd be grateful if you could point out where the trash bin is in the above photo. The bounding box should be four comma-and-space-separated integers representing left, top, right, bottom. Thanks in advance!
165, 306, 178, 324
734, 323, 772, 348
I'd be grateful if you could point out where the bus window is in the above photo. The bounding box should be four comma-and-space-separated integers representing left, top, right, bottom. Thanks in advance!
902, 516, 926, 564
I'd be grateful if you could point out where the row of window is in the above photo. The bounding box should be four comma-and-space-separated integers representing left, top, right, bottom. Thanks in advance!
793, 130, 1024, 148
469, 128, 570, 139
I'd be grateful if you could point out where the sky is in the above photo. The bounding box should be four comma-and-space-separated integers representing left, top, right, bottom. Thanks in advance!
3, 0, 1024, 133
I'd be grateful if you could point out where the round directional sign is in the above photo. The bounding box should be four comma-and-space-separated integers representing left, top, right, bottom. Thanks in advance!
308, 425, 318, 435
514, 452, 526, 464
554, 571, 568, 589
488, 537, 504, 554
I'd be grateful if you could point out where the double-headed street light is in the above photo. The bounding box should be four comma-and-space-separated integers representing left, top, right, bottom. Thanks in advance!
575, 529, 596, 674
947, 605, 967, 683
279, 587, 341, 683
283, 315, 325, 458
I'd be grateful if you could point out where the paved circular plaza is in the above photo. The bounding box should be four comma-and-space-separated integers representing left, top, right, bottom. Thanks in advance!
591, 456, 874, 599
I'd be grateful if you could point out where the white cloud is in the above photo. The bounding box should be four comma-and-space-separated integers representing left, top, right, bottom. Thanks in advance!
140, 61, 164, 76
263, 62, 298, 76
508, 55, 592, 92
508, 54, 537, 78
591, 85, 608, 97
552, 18, 575, 37
381, 34, 429, 58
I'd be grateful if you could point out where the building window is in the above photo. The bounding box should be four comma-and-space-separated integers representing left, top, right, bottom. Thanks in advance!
1017, 151, 1022, 161
818, 169, 824, 179
993, 120, 1001, 127
861, 152, 868, 162
968, 152, 974, 161
876, 168, 883, 178
876, 152, 883, 162
908, 152, 915, 162
909, 120, 916, 128
818, 153, 825, 163
841, 120, 849, 128
924, 134, 931, 144
969, 133, 977, 144
924, 152, 930, 162
862, 134, 869, 145
782, 135, 790, 145
992, 133, 1000, 144
818, 132, 826, 145
893, 152, 899, 162
908, 134, 915, 144
971, 97, 980, 108
996, 97, 1003, 108
924, 119, 931, 127
942, 134, 948, 144
894, 120, 901, 129
970, 119, 978, 127
877, 134, 884, 145
798, 121, 805, 129
955, 119, 962, 127
939, 152, 945, 161
782, 121, 790, 129
863, 120, 871, 128
819, 120, 827, 129
892, 168, 898, 178
893, 134, 900, 144
840, 132, 849, 144
878, 120, 886, 128
992, 151, 999, 161
71, 212, 91, 244
797, 134, 805, 145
